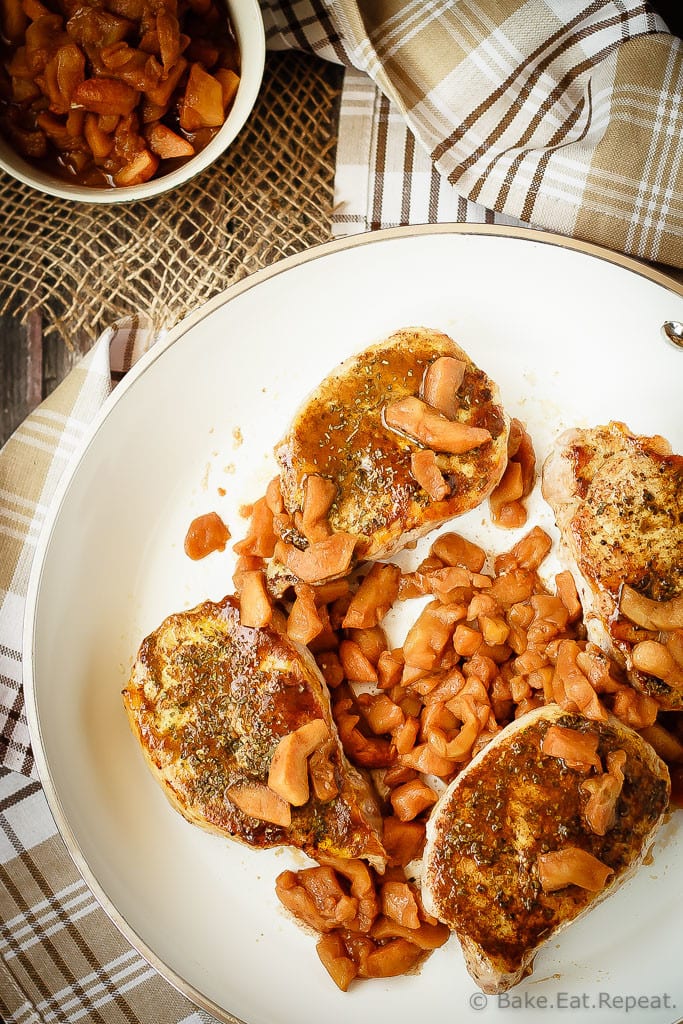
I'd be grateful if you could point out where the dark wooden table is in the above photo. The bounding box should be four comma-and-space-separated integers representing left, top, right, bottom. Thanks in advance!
0, 311, 83, 446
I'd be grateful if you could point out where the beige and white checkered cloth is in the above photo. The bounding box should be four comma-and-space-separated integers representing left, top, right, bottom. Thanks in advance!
0, 769, 219, 1024
0, 316, 207, 1023
264, 0, 683, 265
2, 1, 683, 1022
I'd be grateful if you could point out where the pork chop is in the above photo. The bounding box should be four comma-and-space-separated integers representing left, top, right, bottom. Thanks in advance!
542, 422, 683, 708
123, 595, 386, 868
273, 327, 509, 570
421, 703, 669, 993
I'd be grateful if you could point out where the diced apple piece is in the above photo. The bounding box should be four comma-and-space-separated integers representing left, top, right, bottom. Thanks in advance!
105, 0, 145, 19
66, 148, 89, 174
157, 10, 180, 69
12, 75, 41, 102
36, 111, 71, 148
8, 45, 32, 78
24, 15, 63, 75
385, 396, 492, 454
84, 112, 114, 158
421, 356, 466, 419
144, 54, 186, 106
98, 113, 119, 133
214, 67, 240, 111
55, 42, 85, 105
316, 934, 358, 992
180, 61, 224, 131
66, 9, 133, 48
410, 448, 449, 500
226, 782, 291, 828
138, 27, 160, 55
113, 147, 159, 186
72, 77, 139, 116
65, 108, 85, 137
100, 41, 134, 71
268, 719, 330, 806
140, 98, 168, 123
21, 0, 50, 21
112, 112, 144, 161
1, 0, 28, 43
147, 121, 194, 158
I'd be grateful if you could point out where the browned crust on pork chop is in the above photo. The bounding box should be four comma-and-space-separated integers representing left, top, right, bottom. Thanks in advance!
542, 422, 683, 708
274, 328, 509, 565
422, 704, 669, 992
123, 595, 386, 867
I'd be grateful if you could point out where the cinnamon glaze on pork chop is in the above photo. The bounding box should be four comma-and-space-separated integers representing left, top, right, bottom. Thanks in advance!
542, 422, 683, 708
274, 328, 509, 567
422, 704, 669, 993
123, 595, 386, 867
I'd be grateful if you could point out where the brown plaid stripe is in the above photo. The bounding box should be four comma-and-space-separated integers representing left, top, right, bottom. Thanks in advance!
576, 33, 683, 263
0, 316, 156, 779
435, 2, 657, 177
263, 0, 683, 265
0, 769, 218, 1024
332, 68, 528, 234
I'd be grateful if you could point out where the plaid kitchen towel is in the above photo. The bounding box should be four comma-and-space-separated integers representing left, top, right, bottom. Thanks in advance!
262, 0, 683, 265
0, 316, 157, 780
0, 768, 218, 1024
0, 315, 231, 1024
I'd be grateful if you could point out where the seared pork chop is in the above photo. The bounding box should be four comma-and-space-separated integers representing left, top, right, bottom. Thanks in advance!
422, 704, 669, 993
542, 422, 683, 708
123, 595, 386, 867
274, 328, 509, 570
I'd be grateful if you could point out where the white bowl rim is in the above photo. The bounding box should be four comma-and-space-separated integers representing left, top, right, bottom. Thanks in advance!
0, 0, 265, 204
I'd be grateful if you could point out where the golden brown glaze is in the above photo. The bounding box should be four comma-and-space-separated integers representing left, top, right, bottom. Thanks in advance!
568, 429, 682, 603
183, 511, 231, 560
542, 422, 683, 708
123, 595, 385, 865
422, 705, 669, 992
274, 328, 509, 563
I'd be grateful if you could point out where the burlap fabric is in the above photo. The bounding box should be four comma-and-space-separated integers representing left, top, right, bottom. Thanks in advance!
0, 51, 343, 350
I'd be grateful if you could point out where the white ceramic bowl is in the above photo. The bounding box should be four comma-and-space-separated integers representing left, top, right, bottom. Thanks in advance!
0, 0, 265, 204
